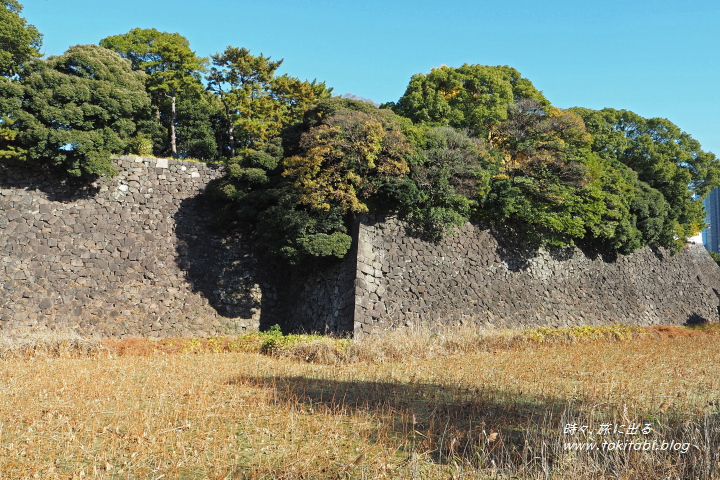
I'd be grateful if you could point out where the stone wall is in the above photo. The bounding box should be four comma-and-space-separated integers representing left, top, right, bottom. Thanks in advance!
2, 156, 719, 339
353, 216, 720, 336
0, 156, 263, 337
269, 253, 357, 335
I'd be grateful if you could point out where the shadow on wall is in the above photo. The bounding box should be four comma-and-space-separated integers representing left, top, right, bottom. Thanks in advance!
489, 223, 541, 272
490, 222, 625, 272
173, 194, 263, 320
685, 312, 710, 326
0, 158, 100, 201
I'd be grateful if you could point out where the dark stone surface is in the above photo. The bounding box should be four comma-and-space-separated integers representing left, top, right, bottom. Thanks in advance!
352, 215, 720, 336
0, 156, 260, 337
2, 158, 719, 339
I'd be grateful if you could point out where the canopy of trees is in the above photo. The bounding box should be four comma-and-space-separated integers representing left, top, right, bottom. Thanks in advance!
208, 98, 413, 263
386, 64, 548, 141
0, 0, 42, 77
1, 0, 718, 261
100, 28, 210, 159
208, 46, 332, 157
8, 44, 151, 177
572, 107, 718, 244
0, 0, 42, 159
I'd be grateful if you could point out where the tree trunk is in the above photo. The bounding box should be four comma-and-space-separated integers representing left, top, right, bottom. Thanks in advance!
228, 123, 235, 158
170, 94, 177, 158
221, 102, 235, 159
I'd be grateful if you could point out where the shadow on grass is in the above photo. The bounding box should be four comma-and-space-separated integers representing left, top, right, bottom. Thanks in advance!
226, 373, 719, 478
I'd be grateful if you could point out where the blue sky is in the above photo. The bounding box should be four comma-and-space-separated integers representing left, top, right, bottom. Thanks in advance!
20, 0, 720, 155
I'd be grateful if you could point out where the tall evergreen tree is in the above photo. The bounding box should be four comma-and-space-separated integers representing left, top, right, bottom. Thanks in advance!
0, 0, 42, 77
12, 44, 151, 177
100, 28, 207, 158
207, 46, 332, 157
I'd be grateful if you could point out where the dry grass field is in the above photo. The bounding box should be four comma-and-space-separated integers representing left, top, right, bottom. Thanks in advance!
0, 324, 718, 479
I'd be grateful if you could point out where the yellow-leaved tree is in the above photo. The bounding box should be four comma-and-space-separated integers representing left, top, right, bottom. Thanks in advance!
283, 100, 411, 215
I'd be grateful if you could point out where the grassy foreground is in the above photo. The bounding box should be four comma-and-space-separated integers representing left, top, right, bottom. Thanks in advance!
0, 324, 718, 479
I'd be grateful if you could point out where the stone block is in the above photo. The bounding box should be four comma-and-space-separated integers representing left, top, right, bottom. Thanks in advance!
358, 262, 374, 276
38, 299, 53, 310
354, 277, 367, 290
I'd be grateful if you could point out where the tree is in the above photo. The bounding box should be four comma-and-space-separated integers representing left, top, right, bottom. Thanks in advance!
12, 44, 151, 177
207, 46, 332, 157
0, 0, 42, 77
0, 122, 20, 158
476, 100, 639, 248
208, 99, 414, 263
572, 107, 720, 247
396, 126, 490, 239
174, 88, 222, 160
0, 76, 23, 158
208, 47, 282, 158
100, 28, 207, 158
387, 64, 548, 141
0, 0, 42, 159
282, 98, 411, 214
492, 100, 591, 181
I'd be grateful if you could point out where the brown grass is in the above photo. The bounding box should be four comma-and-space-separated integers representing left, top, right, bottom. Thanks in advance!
0, 324, 718, 478
0, 328, 105, 359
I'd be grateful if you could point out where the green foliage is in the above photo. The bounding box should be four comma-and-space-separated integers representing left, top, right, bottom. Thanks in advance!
256, 325, 352, 357
253, 187, 351, 263
388, 64, 548, 140
297, 232, 352, 258
207, 46, 332, 157
476, 101, 615, 247
580, 156, 643, 253
129, 132, 154, 157
388, 66, 623, 248
709, 251, 720, 267
174, 88, 222, 160
394, 126, 489, 239
100, 28, 207, 97
12, 44, 151, 177
210, 63, 720, 262
283, 98, 412, 214
100, 28, 208, 158
572, 107, 720, 249
208, 136, 347, 263
383, 65, 720, 253
0, 0, 42, 77
0, 1, 40, 159
208, 99, 415, 263
0, 120, 21, 158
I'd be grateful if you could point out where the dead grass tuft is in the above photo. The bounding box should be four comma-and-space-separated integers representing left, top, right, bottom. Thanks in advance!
332, 323, 652, 364
285, 339, 349, 364
102, 334, 266, 356
0, 327, 105, 358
